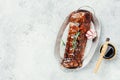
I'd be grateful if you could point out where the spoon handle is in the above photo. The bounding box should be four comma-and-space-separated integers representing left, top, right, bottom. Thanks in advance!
94, 41, 109, 73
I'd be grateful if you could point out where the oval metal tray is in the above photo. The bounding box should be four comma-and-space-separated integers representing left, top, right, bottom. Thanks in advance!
54, 6, 101, 72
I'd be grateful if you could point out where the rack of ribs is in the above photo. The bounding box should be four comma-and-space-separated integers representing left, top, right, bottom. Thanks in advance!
61, 10, 93, 69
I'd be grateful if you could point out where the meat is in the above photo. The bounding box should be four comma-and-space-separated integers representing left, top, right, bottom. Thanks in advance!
61, 10, 93, 69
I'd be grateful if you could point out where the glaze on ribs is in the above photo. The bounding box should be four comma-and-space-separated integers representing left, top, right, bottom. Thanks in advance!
61, 10, 93, 69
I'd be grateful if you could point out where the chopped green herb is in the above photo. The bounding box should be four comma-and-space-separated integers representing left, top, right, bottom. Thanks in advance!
72, 32, 80, 49
75, 32, 80, 38
61, 39, 65, 46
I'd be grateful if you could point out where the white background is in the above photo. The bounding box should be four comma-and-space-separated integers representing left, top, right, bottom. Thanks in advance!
0, 0, 120, 80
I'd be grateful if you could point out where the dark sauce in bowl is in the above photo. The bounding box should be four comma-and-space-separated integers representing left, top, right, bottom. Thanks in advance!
100, 44, 116, 59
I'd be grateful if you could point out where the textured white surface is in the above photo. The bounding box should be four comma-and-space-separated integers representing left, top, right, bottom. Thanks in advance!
0, 0, 120, 80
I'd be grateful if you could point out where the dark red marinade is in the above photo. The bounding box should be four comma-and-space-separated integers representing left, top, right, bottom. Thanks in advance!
61, 10, 93, 69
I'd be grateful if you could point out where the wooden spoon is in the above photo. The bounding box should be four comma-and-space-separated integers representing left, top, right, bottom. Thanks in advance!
94, 38, 110, 73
